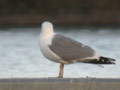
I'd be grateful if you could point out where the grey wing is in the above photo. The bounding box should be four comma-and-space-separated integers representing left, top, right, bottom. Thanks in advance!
49, 34, 97, 62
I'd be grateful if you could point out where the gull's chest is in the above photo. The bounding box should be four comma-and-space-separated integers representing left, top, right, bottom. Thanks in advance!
39, 36, 61, 62
39, 37, 52, 56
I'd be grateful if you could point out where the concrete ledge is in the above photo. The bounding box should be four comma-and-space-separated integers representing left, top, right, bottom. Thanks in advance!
0, 78, 120, 90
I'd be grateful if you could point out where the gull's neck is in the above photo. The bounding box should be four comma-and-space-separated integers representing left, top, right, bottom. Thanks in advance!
40, 22, 54, 38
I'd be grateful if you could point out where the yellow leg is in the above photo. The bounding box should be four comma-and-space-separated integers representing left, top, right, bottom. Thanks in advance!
58, 63, 64, 78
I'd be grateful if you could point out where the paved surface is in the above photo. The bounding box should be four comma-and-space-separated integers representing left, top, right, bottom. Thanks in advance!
0, 78, 120, 90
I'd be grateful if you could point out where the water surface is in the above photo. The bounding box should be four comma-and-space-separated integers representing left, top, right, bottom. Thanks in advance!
0, 27, 120, 78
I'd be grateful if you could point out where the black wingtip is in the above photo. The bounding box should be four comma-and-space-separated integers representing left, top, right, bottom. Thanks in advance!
84, 56, 116, 64
99, 56, 116, 64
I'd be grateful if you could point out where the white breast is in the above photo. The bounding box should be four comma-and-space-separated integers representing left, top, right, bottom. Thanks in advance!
39, 34, 62, 63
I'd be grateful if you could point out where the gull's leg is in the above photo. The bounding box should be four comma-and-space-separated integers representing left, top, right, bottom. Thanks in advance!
58, 63, 64, 78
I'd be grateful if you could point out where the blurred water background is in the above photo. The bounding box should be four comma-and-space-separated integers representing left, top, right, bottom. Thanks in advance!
0, 27, 120, 78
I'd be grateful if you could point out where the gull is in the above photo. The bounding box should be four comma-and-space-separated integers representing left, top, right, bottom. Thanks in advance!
39, 21, 115, 78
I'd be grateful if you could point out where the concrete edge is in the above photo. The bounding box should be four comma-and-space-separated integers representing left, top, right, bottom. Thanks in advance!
0, 78, 120, 83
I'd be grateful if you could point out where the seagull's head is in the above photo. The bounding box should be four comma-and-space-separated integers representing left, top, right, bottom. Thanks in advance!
42, 21, 53, 30
41, 21, 54, 37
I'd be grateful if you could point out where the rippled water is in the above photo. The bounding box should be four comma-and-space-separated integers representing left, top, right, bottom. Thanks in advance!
0, 27, 120, 78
